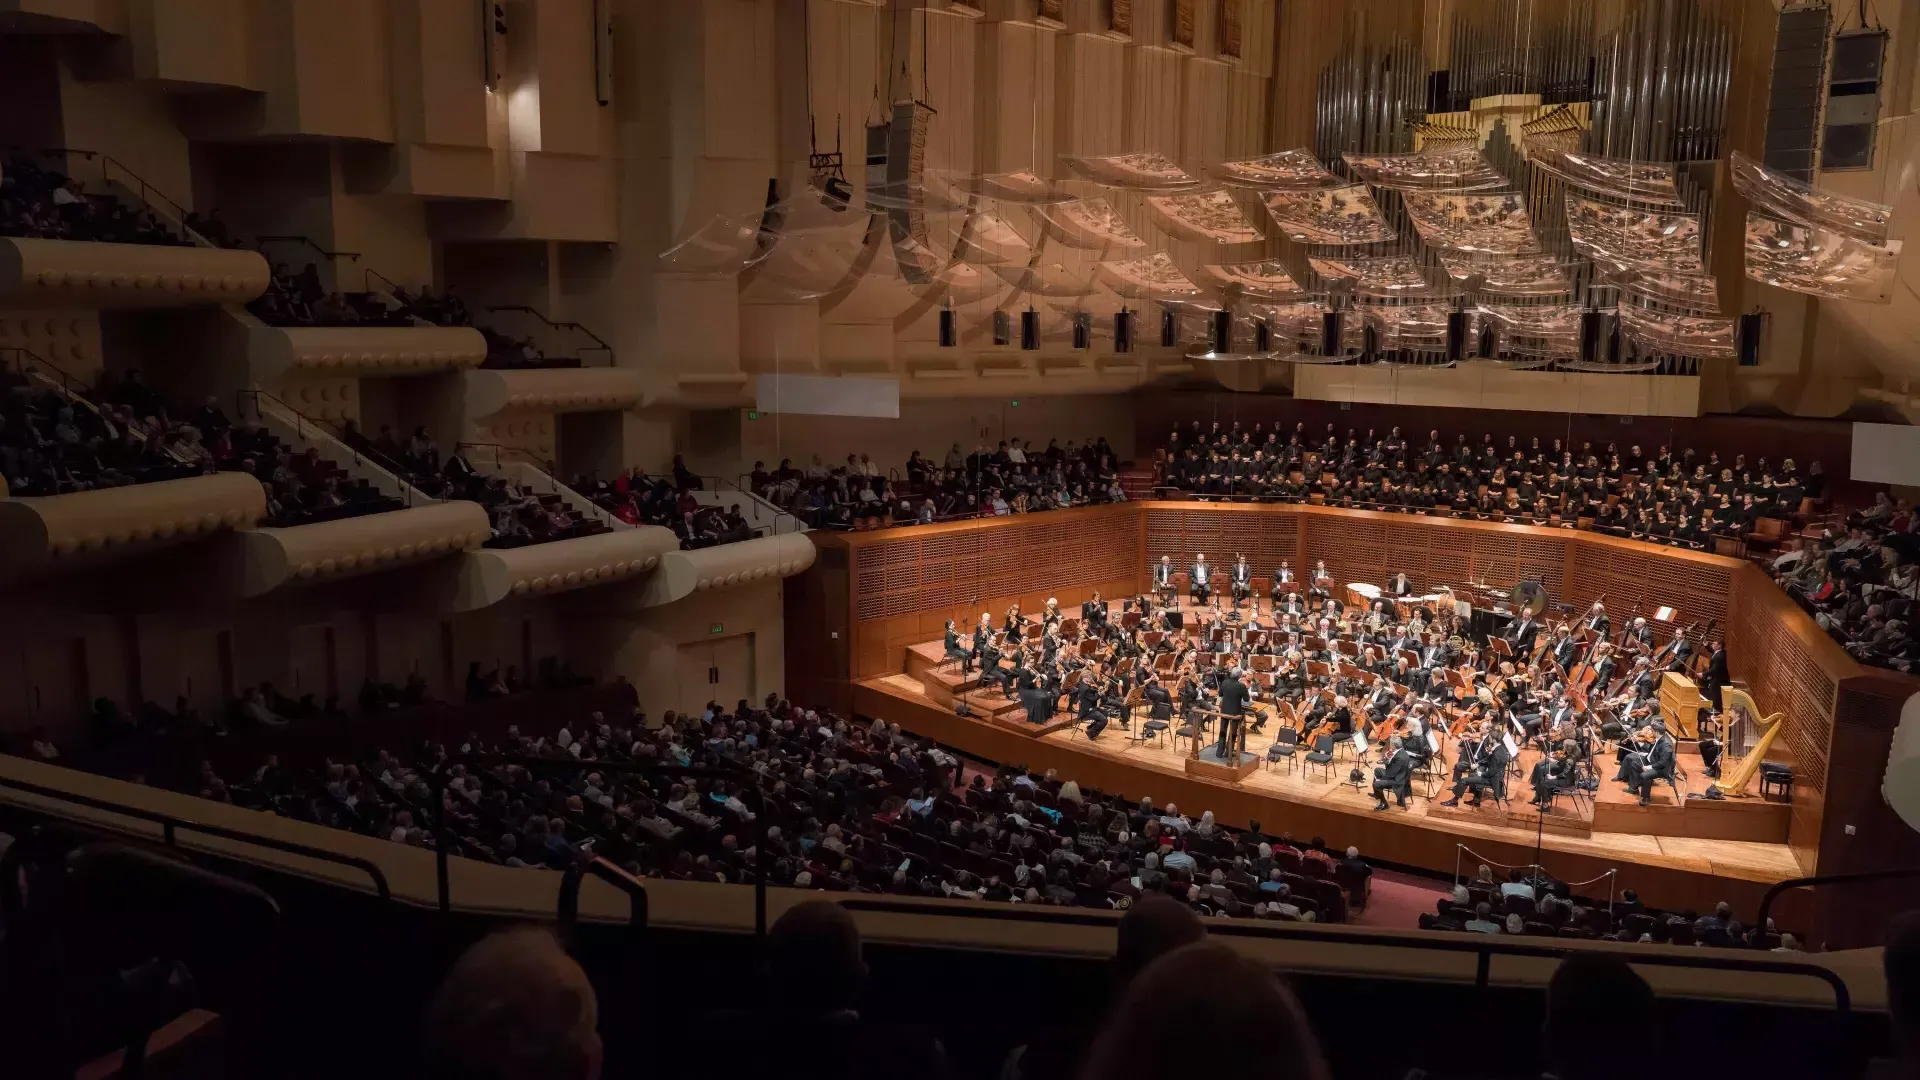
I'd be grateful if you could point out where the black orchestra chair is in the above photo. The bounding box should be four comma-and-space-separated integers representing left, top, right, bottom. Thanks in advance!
1265, 727, 1300, 773
1303, 733, 1337, 781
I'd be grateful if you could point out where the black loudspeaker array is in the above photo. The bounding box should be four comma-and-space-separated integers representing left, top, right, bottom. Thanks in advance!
1020, 309, 1040, 350
1209, 309, 1232, 353
1320, 311, 1343, 356
1114, 308, 1133, 353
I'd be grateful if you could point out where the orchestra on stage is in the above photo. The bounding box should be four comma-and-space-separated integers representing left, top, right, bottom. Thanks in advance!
942, 555, 1735, 815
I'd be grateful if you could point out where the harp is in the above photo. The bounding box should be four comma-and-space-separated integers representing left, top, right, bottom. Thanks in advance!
1711, 687, 1786, 797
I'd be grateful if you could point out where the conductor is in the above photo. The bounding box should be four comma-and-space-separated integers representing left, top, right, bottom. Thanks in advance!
1214, 666, 1250, 760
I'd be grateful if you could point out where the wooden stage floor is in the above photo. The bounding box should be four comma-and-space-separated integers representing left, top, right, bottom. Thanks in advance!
855, 667, 1808, 919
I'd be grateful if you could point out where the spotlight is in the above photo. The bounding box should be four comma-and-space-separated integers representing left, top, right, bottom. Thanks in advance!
1114, 308, 1133, 353
1020, 308, 1040, 350
1209, 309, 1232, 354
1320, 311, 1342, 356
1446, 308, 1468, 361
992, 309, 1011, 345
938, 304, 956, 348
1072, 312, 1091, 350
1161, 308, 1179, 347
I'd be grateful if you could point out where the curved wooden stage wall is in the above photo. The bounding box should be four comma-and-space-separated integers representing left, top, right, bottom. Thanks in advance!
791, 503, 1916, 943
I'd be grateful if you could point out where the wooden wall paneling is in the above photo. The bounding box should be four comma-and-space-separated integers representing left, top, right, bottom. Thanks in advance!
1814, 673, 1920, 948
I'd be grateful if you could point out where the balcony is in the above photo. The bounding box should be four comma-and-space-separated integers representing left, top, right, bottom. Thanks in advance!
452, 525, 680, 610
0, 471, 266, 584
241, 319, 488, 384
225, 500, 492, 597
0, 237, 269, 309
463, 365, 647, 419
632, 532, 818, 607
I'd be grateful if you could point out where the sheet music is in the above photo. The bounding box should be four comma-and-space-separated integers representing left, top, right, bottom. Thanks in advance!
1502, 733, 1520, 757
1350, 731, 1369, 756
1427, 731, 1441, 753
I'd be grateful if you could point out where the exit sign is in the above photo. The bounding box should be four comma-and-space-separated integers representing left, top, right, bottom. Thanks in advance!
747, 411, 760, 420
709, 623, 725, 635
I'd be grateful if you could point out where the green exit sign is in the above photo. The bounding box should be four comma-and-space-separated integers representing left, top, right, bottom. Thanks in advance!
747, 410, 760, 420
1010, 399, 1020, 407
709, 623, 725, 635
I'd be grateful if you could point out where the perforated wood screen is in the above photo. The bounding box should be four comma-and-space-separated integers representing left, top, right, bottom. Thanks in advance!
1218, 0, 1242, 56
1112, 0, 1132, 35
1726, 564, 1845, 798
1172, 0, 1196, 46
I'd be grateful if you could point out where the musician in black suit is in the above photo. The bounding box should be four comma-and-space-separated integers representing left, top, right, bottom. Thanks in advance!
1081, 590, 1108, 629
1530, 743, 1577, 808
1584, 601, 1611, 638
1664, 632, 1694, 673
1214, 667, 1250, 759
1153, 555, 1176, 603
1143, 675, 1173, 724
1308, 560, 1333, 602
1190, 553, 1213, 605
1620, 724, 1676, 805
1076, 671, 1106, 736
1507, 610, 1540, 655
943, 620, 973, 674
1550, 626, 1580, 671
1699, 639, 1729, 709
1387, 572, 1412, 597
1270, 560, 1295, 608
1231, 554, 1252, 606
1696, 708, 1724, 779
1441, 724, 1507, 807
1371, 736, 1413, 810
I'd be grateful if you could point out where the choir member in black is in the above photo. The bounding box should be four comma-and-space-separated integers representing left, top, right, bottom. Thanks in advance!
1190, 553, 1213, 605
943, 620, 973, 674
1213, 667, 1250, 759
1154, 555, 1175, 604
1620, 724, 1676, 805
1530, 742, 1577, 808
1371, 736, 1413, 811
1231, 554, 1252, 607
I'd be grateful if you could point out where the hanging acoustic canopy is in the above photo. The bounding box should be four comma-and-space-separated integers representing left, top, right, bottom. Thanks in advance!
1262, 185, 1396, 245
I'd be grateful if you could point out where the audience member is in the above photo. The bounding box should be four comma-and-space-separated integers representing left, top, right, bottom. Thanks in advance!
422, 927, 602, 1080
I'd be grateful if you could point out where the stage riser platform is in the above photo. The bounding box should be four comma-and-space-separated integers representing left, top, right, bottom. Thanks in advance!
854, 677, 1812, 928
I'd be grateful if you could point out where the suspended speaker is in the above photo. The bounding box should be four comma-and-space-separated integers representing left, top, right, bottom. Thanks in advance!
1020, 308, 1040, 350
1606, 314, 1622, 364
992, 309, 1011, 346
1446, 310, 1468, 361
1161, 308, 1179, 347
1072, 312, 1091, 350
1254, 319, 1272, 353
1477, 321, 1497, 358
938, 307, 956, 348
1360, 322, 1380, 361
1737, 312, 1764, 366
1114, 308, 1133, 353
1578, 310, 1604, 364
1320, 311, 1343, 355
1210, 309, 1232, 353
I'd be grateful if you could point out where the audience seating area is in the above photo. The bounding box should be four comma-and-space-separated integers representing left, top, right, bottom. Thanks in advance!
750, 436, 1128, 531
1769, 499, 1919, 673
0, 154, 190, 246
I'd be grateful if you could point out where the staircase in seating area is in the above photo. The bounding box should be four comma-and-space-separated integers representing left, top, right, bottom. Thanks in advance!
1119, 466, 1157, 500
460, 445, 628, 533
685, 475, 807, 537
240, 390, 439, 508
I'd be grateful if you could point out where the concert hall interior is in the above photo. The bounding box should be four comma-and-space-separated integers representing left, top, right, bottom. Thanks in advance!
3, 1, 1920, 1079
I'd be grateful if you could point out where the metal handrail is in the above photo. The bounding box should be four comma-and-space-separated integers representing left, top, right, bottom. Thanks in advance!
484, 304, 615, 365
833, 896, 1853, 1014
234, 388, 428, 508
428, 755, 770, 940
455, 442, 627, 531
1752, 867, 1920, 948
0, 346, 121, 439
701, 472, 805, 534
0, 773, 392, 903
24, 146, 207, 244
256, 235, 361, 263
363, 266, 403, 298
558, 855, 648, 934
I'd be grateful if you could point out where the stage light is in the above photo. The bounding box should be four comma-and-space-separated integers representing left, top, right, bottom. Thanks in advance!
1020, 308, 1040, 350
1114, 308, 1133, 353
938, 303, 956, 348
1320, 311, 1342, 355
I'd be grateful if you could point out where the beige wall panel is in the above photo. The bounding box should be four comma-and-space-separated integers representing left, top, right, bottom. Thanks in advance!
372, 614, 453, 699
288, 0, 395, 141
390, 0, 490, 150
1236, 0, 1274, 77
1055, 33, 1128, 156
524, 0, 607, 156
621, 412, 684, 476
56, 65, 196, 213
1125, 45, 1186, 158
652, 274, 744, 375
701, 0, 779, 165
740, 302, 824, 371
563, 579, 785, 711
1177, 57, 1233, 170
0, 309, 102, 381
507, 151, 619, 242
979, 20, 1060, 176
329, 169, 436, 291
815, 320, 897, 371
129, 0, 258, 89
135, 614, 232, 715
916, 6, 982, 180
